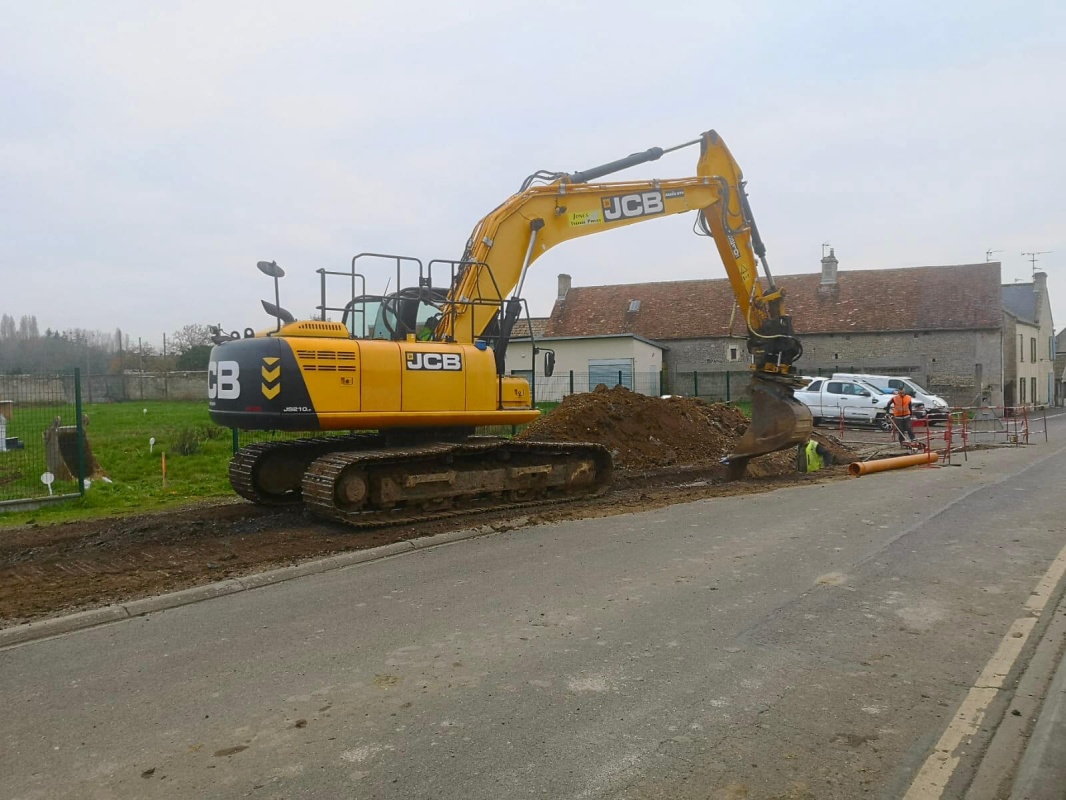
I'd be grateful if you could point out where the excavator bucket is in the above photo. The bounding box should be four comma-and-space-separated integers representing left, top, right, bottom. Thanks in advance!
725, 376, 813, 479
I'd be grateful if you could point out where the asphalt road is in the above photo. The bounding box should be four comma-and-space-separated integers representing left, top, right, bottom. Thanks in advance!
3, 425, 1065, 799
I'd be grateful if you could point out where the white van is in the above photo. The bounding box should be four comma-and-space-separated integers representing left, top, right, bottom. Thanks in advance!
795, 376, 893, 429
831, 374, 949, 423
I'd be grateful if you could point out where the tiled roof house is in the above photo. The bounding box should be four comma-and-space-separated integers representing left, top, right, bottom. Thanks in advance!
537, 253, 1010, 406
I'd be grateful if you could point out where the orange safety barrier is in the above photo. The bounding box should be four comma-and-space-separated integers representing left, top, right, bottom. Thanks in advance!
848, 451, 938, 477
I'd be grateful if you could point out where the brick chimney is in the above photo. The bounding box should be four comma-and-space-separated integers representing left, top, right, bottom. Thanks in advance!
558, 273, 572, 300
820, 248, 838, 285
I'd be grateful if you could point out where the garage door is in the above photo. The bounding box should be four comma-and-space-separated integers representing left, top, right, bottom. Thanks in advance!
588, 359, 634, 391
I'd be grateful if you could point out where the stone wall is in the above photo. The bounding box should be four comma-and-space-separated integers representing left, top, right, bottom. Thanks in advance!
661, 329, 1004, 408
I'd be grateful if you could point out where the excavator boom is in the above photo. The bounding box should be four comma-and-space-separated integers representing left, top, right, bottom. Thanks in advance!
438, 130, 810, 467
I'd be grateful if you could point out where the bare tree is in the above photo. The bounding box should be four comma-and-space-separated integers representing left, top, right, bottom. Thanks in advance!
169, 323, 213, 354
0, 314, 14, 340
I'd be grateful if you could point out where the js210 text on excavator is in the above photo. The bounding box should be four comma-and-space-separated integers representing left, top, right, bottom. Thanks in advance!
207, 129, 812, 526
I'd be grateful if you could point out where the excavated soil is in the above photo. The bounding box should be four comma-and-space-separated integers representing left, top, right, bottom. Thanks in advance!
1, 388, 858, 628
518, 385, 856, 475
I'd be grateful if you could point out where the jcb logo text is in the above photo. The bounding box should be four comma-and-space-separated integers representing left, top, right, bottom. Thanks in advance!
208, 360, 241, 399
602, 191, 664, 222
406, 352, 463, 371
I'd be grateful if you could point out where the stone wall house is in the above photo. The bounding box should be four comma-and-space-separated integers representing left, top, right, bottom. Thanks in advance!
534, 256, 1008, 407
1054, 330, 1066, 406
1001, 272, 1055, 407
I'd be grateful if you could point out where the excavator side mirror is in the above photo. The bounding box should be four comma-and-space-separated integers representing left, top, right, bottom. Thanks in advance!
257, 260, 286, 279
543, 349, 556, 378
262, 299, 295, 325
258, 259, 290, 331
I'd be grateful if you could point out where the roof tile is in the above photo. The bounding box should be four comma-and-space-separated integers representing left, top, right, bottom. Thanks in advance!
544, 263, 1002, 339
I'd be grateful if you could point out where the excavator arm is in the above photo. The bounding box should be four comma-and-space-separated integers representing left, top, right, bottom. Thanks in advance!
439, 131, 800, 374
437, 130, 811, 468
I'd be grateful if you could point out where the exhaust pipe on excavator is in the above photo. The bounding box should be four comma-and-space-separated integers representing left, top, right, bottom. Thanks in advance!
724, 375, 813, 479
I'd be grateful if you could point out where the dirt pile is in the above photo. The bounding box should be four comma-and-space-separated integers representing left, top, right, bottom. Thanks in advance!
518, 386, 855, 475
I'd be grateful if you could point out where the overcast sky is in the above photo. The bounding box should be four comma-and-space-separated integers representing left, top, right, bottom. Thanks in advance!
2, 1, 1063, 347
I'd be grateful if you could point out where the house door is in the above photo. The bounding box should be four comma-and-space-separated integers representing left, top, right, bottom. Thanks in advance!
589, 359, 634, 391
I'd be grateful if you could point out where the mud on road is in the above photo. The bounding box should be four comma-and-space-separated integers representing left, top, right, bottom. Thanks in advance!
0, 388, 859, 627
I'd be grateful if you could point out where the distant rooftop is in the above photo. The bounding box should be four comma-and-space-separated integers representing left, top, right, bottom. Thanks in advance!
545, 262, 1003, 339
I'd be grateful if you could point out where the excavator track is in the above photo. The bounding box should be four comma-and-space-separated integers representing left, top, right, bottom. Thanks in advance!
228, 434, 384, 506
300, 438, 613, 528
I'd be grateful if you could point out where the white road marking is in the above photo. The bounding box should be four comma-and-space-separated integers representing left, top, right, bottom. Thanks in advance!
902, 539, 1066, 799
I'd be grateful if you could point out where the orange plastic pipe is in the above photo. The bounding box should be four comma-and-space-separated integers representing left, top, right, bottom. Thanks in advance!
849, 451, 938, 477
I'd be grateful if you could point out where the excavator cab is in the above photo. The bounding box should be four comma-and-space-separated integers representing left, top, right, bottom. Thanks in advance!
357, 287, 450, 342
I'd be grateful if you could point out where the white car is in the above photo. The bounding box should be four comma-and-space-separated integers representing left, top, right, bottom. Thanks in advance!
795, 377, 893, 429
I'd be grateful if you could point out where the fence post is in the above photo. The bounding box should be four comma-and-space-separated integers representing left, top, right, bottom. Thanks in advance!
618, 370, 623, 388
74, 368, 86, 496
232, 428, 240, 456
693, 371, 698, 398
658, 371, 663, 396
725, 371, 731, 402
569, 370, 574, 396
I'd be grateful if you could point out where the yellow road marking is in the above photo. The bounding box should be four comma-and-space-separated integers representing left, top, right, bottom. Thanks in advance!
1025, 547, 1066, 614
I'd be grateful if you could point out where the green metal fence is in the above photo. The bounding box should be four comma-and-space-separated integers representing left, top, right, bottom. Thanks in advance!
0, 371, 86, 507
527, 370, 750, 404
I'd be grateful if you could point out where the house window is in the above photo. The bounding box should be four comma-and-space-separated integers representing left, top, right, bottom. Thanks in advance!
1021, 379, 1027, 403
727, 344, 739, 362
1032, 377, 1037, 405
1031, 337, 1037, 363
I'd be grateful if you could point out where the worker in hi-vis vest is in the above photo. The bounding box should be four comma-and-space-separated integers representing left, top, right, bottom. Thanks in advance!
801, 437, 832, 472
891, 387, 917, 446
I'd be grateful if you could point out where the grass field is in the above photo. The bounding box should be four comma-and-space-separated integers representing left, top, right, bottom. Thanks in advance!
0, 400, 559, 527
0, 401, 236, 526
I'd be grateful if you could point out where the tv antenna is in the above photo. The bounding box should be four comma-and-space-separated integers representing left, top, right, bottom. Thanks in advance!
1022, 250, 1051, 276
985, 249, 1002, 262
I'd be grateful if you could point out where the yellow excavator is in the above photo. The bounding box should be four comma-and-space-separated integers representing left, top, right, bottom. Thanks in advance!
208, 129, 812, 525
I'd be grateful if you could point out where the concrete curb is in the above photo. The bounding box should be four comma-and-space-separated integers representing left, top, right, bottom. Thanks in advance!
1008, 603, 1066, 800
0, 605, 130, 648
965, 593, 1066, 800
122, 579, 246, 617
0, 522, 522, 650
